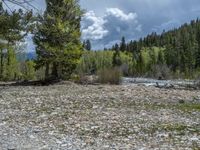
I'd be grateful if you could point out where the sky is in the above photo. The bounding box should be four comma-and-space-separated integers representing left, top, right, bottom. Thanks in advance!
5, 0, 200, 50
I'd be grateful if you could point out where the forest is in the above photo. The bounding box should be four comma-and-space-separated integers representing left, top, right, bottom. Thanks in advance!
1, 0, 200, 82
110, 19, 200, 79
63, 19, 200, 80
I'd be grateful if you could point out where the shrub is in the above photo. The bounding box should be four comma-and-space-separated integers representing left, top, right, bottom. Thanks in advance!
76, 51, 113, 75
70, 71, 98, 84
150, 64, 171, 79
22, 60, 36, 81
97, 67, 122, 84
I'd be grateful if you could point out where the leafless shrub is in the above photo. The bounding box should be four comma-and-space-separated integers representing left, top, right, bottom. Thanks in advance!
97, 67, 122, 85
150, 64, 171, 80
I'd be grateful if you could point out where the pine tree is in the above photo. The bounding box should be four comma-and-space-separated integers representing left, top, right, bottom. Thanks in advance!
23, 60, 35, 80
112, 43, 121, 67
85, 39, 91, 51
196, 25, 200, 68
0, 4, 32, 80
3, 47, 19, 80
120, 36, 126, 52
34, 0, 83, 80
0, 2, 5, 78
157, 49, 165, 65
83, 40, 86, 50
110, 18, 200, 77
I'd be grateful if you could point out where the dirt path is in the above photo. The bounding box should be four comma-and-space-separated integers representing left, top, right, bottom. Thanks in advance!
0, 83, 199, 149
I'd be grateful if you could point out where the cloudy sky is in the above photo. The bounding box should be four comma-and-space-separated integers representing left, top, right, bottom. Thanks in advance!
6, 0, 200, 50
80, 0, 200, 49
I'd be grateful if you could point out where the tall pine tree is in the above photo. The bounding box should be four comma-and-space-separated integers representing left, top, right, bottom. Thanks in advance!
120, 36, 126, 52
85, 39, 91, 51
0, 3, 32, 80
34, 0, 83, 80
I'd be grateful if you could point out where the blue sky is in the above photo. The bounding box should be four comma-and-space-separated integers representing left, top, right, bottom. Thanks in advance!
5, 0, 200, 50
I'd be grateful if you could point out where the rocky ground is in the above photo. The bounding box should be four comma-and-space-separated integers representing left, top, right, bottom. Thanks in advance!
0, 82, 199, 150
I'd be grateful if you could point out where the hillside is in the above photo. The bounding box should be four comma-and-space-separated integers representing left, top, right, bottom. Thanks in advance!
111, 19, 200, 78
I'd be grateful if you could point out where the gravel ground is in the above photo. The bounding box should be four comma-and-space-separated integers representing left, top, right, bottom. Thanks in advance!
0, 82, 199, 150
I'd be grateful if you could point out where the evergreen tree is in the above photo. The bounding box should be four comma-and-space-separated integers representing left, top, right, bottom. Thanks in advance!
0, 2, 5, 78
112, 43, 121, 67
22, 60, 35, 80
3, 47, 19, 80
196, 25, 200, 68
157, 49, 165, 65
82, 40, 86, 50
0, 4, 32, 80
85, 39, 91, 51
111, 18, 200, 77
120, 36, 126, 52
34, 0, 83, 80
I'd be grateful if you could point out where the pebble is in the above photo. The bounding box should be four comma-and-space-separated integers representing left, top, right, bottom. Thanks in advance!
0, 83, 199, 149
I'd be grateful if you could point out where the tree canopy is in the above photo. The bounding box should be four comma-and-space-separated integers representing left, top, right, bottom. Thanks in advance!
34, 0, 83, 80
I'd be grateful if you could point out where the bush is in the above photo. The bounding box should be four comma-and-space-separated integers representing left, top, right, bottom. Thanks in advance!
97, 67, 122, 84
150, 64, 171, 79
22, 60, 36, 81
71, 73, 97, 84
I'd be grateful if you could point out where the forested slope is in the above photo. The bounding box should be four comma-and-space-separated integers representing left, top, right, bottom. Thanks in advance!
111, 19, 200, 78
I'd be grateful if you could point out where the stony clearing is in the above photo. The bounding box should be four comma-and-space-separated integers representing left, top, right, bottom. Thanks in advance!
0, 82, 199, 150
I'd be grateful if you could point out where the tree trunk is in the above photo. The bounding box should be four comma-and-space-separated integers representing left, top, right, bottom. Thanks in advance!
45, 63, 49, 80
7, 48, 10, 66
52, 62, 58, 79
0, 48, 3, 78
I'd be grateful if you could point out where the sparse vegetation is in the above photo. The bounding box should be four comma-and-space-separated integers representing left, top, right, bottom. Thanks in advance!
0, 83, 199, 149
176, 103, 200, 112
97, 67, 122, 84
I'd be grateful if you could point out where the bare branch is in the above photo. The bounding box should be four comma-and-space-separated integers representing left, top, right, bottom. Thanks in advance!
2, 0, 38, 11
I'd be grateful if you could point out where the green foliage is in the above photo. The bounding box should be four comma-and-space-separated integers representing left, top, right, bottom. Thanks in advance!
112, 49, 122, 67
0, 4, 33, 81
76, 50, 135, 76
76, 51, 113, 74
1, 2, 200, 81
111, 19, 200, 79
120, 36, 126, 52
138, 48, 151, 74
177, 103, 200, 112
22, 60, 36, 81
83, 39, 91, 51
34, 0, 83, 80
120, 52, 135, 76
2, 48, 19, 81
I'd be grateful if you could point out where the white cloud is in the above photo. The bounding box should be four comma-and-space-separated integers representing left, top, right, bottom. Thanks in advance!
81, 11, 108, 40
105, 8, 137, 21
81, 8, 142, 49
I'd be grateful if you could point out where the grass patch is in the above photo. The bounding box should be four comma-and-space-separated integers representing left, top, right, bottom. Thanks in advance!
144, 123, 200, 135
162, 124, 188, 132
176, 103, 200, 112
142, 102, 200, 113
104, 100, 200, 113
160, 123, 200, 135
143, 103, 168, 110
